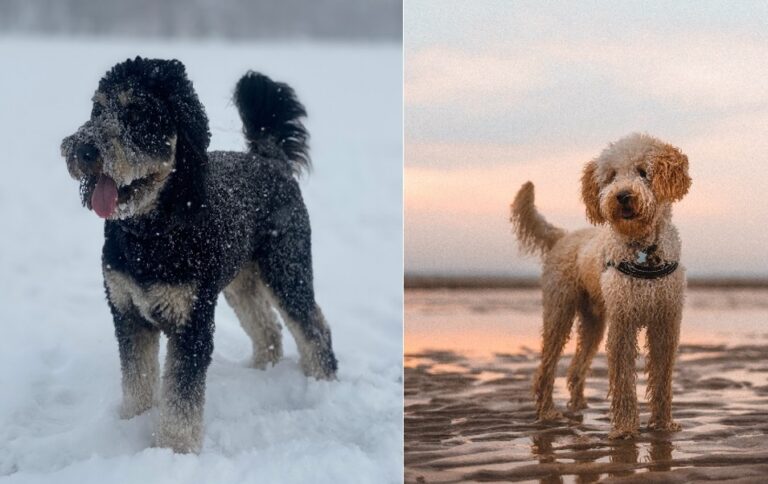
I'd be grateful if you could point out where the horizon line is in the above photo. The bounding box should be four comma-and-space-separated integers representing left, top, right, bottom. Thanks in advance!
405, 274, 768, 289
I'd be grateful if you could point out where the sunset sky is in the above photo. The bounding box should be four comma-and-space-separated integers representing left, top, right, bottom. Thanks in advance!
405, 1, 768, 277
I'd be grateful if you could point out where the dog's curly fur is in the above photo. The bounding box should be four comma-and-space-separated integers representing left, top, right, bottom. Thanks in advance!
61, 57, 338, 453
510, 133, 691, 439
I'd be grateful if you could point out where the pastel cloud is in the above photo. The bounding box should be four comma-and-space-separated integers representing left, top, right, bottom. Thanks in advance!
405, 4, 768, 277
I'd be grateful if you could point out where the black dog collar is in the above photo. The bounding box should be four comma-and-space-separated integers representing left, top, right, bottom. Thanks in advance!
605, 244, 679, 280
606, 260, 679, 279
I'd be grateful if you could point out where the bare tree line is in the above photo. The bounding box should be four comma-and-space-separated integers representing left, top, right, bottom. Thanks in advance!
0, 0, 402, 40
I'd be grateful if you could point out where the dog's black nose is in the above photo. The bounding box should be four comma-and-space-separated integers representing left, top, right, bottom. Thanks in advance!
76, 143, 99, 164
616, 191, 632, 205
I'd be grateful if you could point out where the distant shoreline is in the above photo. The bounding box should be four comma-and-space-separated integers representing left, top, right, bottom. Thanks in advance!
405, 275, 768, 289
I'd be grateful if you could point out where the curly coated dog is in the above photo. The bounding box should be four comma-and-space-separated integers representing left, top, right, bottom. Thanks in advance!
61, 57, 338, 452
510, 133, 691, 439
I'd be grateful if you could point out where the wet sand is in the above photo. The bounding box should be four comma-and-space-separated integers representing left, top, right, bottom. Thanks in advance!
405, 288, 768, 483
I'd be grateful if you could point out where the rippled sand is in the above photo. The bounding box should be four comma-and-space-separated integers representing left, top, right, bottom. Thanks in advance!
405, 288, 768, 482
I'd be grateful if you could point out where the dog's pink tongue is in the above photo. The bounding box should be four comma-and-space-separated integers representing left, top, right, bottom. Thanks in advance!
91, 174, 118, 218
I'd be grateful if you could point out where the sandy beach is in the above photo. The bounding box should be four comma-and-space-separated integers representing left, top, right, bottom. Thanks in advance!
405, 288, 768, 482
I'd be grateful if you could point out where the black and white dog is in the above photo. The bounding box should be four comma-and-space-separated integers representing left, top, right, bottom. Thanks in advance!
61, 57, 338, 453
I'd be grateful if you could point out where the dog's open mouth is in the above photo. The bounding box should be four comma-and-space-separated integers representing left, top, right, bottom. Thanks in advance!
80, 173, 157, 218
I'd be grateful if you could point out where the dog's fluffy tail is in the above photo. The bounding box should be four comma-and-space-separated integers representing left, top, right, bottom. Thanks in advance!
510, 182, 566, 257
234, 71, 309, 174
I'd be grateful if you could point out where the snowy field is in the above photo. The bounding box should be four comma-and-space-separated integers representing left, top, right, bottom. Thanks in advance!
0, 37, 402, 483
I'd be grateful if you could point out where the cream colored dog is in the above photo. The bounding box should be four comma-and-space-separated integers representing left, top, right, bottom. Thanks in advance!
510, 133, 691, 438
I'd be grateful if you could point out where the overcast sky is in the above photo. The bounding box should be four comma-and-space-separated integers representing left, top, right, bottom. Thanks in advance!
405, 1, 768, 278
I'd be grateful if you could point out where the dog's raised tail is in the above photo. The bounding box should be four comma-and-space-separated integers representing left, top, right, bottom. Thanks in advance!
510, 182, 566, 256
234, 71, 309, 174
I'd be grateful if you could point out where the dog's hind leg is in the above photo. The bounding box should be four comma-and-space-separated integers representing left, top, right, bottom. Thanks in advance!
258, 262, 338, 380
224, 264, 283, 369
645, 303, 682, 432
256, 202, 337, 380
278, 302, 336, 380
567, 300, 606, 411
533, 276, 577, 421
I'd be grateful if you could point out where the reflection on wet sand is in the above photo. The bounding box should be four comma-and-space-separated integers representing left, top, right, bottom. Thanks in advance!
405, 347, 768, 482
405, 288, 768, 483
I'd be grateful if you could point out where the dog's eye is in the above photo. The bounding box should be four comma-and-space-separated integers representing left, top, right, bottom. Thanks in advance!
127, 109, 142, 124
637, 167, 647, 179
124, 102, 149, 125
606, 170, 616, 182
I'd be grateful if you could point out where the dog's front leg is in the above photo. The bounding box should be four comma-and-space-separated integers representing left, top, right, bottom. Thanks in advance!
606, 318, 639, 439
645, 305, 682, 432
113, 308, 161, 419
155, 297, 215, 454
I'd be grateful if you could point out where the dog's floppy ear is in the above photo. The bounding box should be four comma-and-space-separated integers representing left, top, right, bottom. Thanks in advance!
143, 58, 210, 219
581, 159, 604, 225
651, 144, 691, 202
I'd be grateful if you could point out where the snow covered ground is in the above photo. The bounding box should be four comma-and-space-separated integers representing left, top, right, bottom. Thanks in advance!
0, 37, 402, 483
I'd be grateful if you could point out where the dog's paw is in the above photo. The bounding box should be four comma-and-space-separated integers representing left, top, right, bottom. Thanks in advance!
154, 429, 202, 454
608, 428, 639, 440
154, 418, 203, 454
567, 398, 588, 412
119, 397, 152, 420
155, 398, 204, 454
252, 343, 283, 370
536, 409, 564, 422
301, 359, 337, 380
648, 420, 681, 432
299, 347, 338, 381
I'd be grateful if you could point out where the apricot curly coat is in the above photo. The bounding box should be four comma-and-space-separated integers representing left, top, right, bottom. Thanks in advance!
510, 133, 691, 439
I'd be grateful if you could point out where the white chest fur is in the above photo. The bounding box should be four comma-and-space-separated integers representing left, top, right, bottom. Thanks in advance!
104, 269, 197, 330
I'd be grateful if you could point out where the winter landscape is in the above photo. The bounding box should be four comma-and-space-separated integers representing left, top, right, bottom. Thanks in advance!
0, 36, 402, 483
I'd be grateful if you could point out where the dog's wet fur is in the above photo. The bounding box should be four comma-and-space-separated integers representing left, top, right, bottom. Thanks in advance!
61, 57, 337, 453
511, 134, 690, 439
